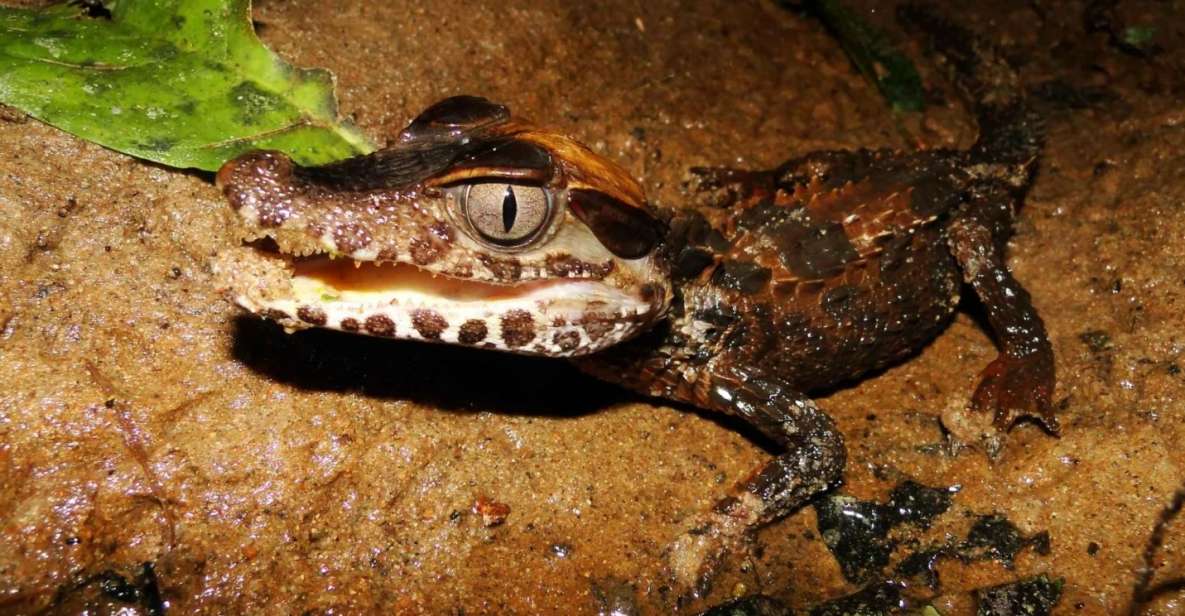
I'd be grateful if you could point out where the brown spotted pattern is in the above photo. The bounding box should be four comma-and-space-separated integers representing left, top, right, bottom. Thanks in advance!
545, 254, 615, 279
412, 309, 448, 340
408, 222, 455, 266
297, 305, 327, 326
262, 308, 290, 322
552, 331, 581, 352
409, 236, 444, 266
332, 222, 373, 255
218, 151, 297, 228
458, 320, 488, 345
365, 314, 396, 337
500, 310, 536, 348
579, 312, 614, 343
479, 255, 523, 282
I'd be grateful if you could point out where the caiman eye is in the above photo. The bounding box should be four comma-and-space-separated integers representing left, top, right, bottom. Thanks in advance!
463, 183, 551, 245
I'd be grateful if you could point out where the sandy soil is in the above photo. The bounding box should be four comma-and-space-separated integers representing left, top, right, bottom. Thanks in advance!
1, 0, 1183, 614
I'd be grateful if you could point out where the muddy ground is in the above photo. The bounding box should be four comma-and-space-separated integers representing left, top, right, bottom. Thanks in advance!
1, 0, 1184, 614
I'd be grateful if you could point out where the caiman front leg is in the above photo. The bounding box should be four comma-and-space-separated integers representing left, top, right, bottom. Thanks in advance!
575, 349, 845, 597
667, 362, 846, 596
942, 181, 1058, 454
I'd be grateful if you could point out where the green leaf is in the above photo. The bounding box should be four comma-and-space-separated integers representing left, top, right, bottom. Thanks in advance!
0, 0, 376, 171
791, 0, 925, 113
1122, 25, 1156, 50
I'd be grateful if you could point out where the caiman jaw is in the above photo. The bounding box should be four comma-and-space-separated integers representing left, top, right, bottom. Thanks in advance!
216, 248, 660, 356
214, 96, 670, 357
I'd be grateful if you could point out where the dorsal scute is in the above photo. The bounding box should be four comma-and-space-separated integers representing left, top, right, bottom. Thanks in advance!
714, 151, 962, 293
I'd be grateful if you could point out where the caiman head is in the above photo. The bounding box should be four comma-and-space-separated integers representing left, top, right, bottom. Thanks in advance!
214, 96, 670, 357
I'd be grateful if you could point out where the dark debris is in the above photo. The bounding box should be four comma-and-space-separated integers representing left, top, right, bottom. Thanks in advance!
809, 581, 903, 616
815, 481, 955, 583
961, 514, 1052, 567
974, 575, 1063, 616
699, 594, 793, 616
90, 563, 165, 615
895, 514, 1052, 588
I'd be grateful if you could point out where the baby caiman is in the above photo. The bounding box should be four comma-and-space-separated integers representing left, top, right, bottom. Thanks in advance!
213, 5, 1056, 594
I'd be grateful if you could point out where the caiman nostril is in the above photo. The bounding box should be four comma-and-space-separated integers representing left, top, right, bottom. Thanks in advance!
217, 150, 298, 216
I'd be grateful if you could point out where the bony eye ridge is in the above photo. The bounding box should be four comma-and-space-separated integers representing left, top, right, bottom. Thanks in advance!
463, 182, 551, 246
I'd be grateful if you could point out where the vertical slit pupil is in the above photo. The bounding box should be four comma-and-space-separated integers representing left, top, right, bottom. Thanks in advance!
501, 185, 518, 233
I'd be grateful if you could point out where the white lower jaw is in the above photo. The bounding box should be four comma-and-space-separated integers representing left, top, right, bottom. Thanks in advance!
230, 257, 654, 357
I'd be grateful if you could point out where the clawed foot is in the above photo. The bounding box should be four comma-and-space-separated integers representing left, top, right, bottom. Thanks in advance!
943, 353, 1058, 456
973, 352, 1057, 431
666, 517, 725, 601
665, 495, 764, 601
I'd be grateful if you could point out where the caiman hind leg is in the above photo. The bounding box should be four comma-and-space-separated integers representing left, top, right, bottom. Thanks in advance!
942, 181, 1057, 454
667, 363, 845, 597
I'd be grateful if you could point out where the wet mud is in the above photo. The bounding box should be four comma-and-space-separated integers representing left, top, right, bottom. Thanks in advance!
1, 0, 1183, 613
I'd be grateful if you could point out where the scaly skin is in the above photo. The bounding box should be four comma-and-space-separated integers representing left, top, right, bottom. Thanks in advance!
214, 4, 1056, 600
214, 95, 670, 357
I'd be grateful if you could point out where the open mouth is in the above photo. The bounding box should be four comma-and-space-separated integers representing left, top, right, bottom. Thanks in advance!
290, 258, 624, 306
215, 246, 655, 356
